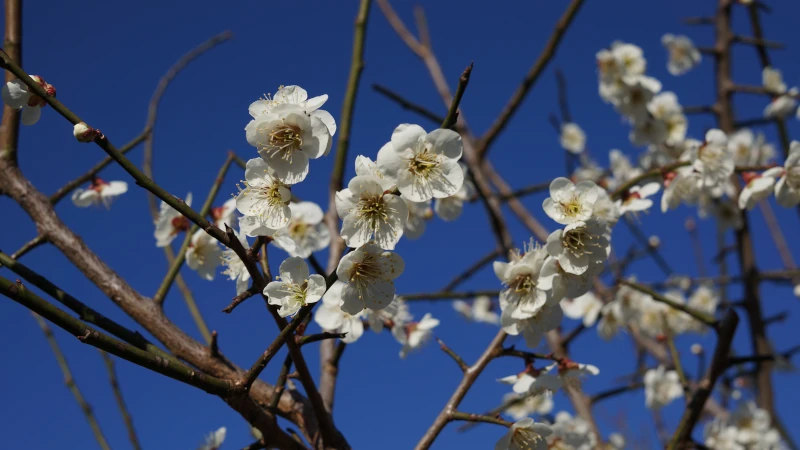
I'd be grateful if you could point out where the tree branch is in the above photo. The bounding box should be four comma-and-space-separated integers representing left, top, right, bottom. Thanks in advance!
99, 351, 142, 450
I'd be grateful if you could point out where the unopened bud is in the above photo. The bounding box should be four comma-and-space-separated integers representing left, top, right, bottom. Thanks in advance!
648, 236, 660, 248
793, 284, 800, 299
73, 122, 97, 142
731, 389, 742, 400
690, 343, 703, 355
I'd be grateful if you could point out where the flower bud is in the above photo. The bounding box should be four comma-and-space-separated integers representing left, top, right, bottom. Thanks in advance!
73, 122, 97, 142
648, 236, 660, 248
690, 343, 703, 355
794, 284, 800, 299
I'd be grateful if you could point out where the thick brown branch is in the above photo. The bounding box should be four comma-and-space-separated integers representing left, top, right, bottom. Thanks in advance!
0, 0, 21, 167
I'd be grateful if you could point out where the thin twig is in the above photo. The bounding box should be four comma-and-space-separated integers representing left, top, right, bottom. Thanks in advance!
450, 412, 511, 428
371, 84, 444, 124
9, 234, 47, 260
32, 313, 112, 450
100, 351, 142, 450
400, 289, 500, 301
441, 63, 473, 129
2, 278, 236, 395
441, 248, 501, 292
476, 0, 586, 158
436, 338, 469, 373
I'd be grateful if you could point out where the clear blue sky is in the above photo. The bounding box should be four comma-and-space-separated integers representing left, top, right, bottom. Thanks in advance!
2, 0, 800, 448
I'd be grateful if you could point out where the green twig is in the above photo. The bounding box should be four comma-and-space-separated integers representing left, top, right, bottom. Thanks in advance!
32, 313, 112, 450
99, 351, 142, 450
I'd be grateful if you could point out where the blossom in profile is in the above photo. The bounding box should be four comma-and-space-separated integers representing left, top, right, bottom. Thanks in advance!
661, 34, 701, 75
453, 295, 500, 325
661, 167, 702, 212
775, 141, 800, 207
265, 257, 326, 318
211, 198, 237, 230
186, 230, 222, 281
71, 178, 128, 209
392, 313, 439, 358
198, 426, 226, 450
155, 192, 192, 247
738, 168, 782, 210
559, 123, 586, 154
376, 124, 464, 202
2, 75, 55, 125
221, 228, 251, 295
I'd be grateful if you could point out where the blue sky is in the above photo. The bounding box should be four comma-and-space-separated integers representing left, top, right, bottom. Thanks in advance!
2, 0, 800, 449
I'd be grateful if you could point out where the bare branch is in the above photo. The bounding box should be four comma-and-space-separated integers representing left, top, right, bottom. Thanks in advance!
99, 351, 142, 450
0, 0, 22, 166
437, 338, 469, 373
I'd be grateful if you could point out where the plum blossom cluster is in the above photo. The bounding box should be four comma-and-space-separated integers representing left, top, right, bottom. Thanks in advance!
492, 177, 613, 350
703, 402, 783, 450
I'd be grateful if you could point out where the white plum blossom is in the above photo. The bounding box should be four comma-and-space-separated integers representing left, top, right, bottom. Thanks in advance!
315, 281, 364, 344
365, 296, 412, 333
376, 124, 464, 202
494, 418, 552, 450
608, 149, 643, 188
498, 373, 537, 394
764, 88, 798, 118
186, 230, 222, 281
560, 292, 603, 327
272, 201, 331, 258
703, 421, 745, 450
245, 104, 330, 184
662, 34, 701, 75
211, 198, 238, 230
248, 85, 336, 139
73, 122, 98, 142
336, 174, 408, 250
504, 300, 564, 349
335, 243, 404, 314
545, 219, 610, 275
154, 192, 192, 247
597, 301, 623, 340
726, 401, 781, 448
542, 178, 599, 225
661, 166, 703, 212
692, 129, 735, 190
762, 67, 787, 95
775, 141, 800, 207
354, 154, 394, 188
617, 182, 661, 215
494, 241, 551, 320
738, 168, 782, 210
648, 92, 687, 145
71, 178, 128, 208
236, 158, 292, 237
688, 284, 720, 316
2, 76, 55, 125
629, 115, 668, 147
434, 164, 474, 221
403, 198, 432, 239
502, 392, 554, 420
643, 365, 683, 409
617, 75, 662, 121
264, 257, 326, 318
453, 295, 500, 325
538, 255, 600, 301
559, 361, 600, 389
550, 411, 598, 450
612, 41, 646, 77
559, 123, 586, 154
393, 313, 439, 358
198, 426, 226, 450
221, 229, 251, 295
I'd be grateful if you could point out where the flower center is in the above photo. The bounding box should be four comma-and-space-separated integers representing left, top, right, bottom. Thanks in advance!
670, 46, 688, 61
408, 151, 441, 178
279, 280, 309, 305
512, 429, 546, 448
509, 273, 535, 295
264, 124, 303, 159
348, 254, 383, 299
562, 226, 596, 257
356, 194, 391, 231
559, 197, 585, 218
290, 221, 309, 238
